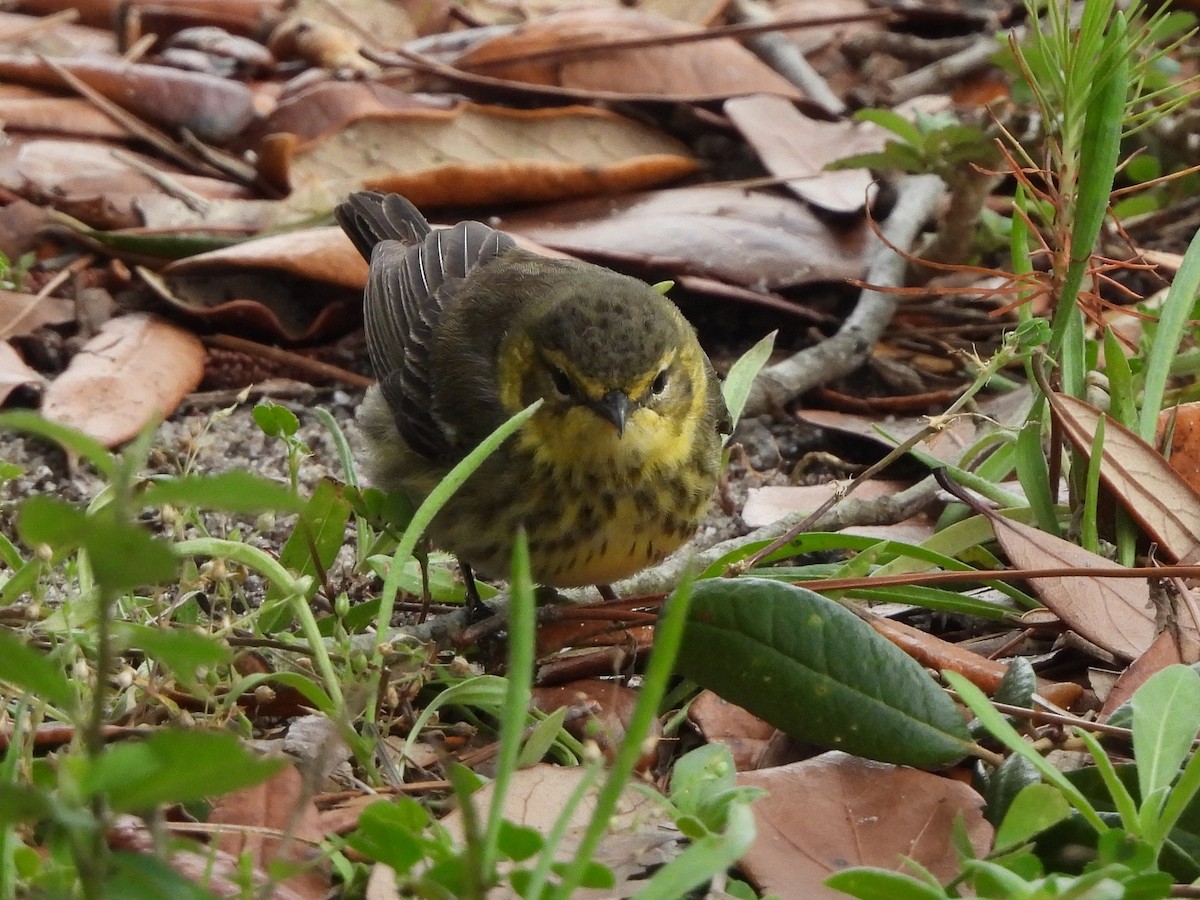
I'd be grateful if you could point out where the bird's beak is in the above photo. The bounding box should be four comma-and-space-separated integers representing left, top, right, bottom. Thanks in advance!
592, 390, 631, 437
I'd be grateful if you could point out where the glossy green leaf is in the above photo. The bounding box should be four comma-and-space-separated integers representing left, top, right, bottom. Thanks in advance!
993, 783, 1072, 852
677, 579, 971, 766
1133, 665, 1200, 813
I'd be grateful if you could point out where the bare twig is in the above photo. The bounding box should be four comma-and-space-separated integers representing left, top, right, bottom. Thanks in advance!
742, 173, 946, 416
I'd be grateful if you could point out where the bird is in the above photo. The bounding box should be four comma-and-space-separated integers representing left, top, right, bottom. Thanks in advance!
335, 191, 730, 596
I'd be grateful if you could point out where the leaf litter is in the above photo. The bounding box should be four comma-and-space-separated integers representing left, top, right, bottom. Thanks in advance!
2, 0, 1200, 897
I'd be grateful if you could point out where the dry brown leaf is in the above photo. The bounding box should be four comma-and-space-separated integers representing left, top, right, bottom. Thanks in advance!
983, 510, 1160, 661
456, 0, 728, 27
1098, 629, 1186, 722
498, 186, 868, 289
0, 52, 256, 142
1052, 391, 1200, 562
0, 9, 117, 54
4, 138, 253, 230
1161, 400, 1200, 497
0, 340, 43, 405
152, 227, 364, 341
867, 614, 1083, 709
40, 313, 205, 447
12, 0, 279, 32
738, 752, 991, 899
0, 289, 74, 337
724, 94, 881, 213
438, 764, 679, 898
531, 680, 658, 768
455, 8, 804, 100
0, 86, 131, 140
688, 690, 778, 770
265, 98, 699, 209
209, 765, 329, 899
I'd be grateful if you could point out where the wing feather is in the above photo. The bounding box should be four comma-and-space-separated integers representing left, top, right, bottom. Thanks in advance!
335, 191, 516, 460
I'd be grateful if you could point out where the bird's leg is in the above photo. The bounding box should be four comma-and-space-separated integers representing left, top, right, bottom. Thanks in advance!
416, 536, 432, 624
597, 584, 618, 601
460, 560, 489, 622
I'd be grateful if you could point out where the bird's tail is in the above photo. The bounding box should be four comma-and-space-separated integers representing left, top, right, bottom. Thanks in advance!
335, 191, 432, 261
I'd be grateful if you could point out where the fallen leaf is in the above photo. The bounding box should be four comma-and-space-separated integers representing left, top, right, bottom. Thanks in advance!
0, 52, 256, 142
738, 752, 991, 899
0, 290, 74, 337
264, 95, 699, 209
983, 510, 1161, 661
152, 227, 365, 341
5, 138, 253, 230
439, 764, 679, 897
455, 8, 805, 101
1052, 392, 1200, 563
498, 186, 868, 289
209, 765, 329, 899
867, 614, 1084, 710
40, 313, 205, 447
531, 679, 658, 767
725, 94, 882, 213
0, 340, 43, 405
688, 690, 778, 770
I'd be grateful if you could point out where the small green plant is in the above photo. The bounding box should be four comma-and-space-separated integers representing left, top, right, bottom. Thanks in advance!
828, 665, 1200, 899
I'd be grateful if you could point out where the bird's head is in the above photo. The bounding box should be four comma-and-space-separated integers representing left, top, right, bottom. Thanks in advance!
495, 265, 709, 474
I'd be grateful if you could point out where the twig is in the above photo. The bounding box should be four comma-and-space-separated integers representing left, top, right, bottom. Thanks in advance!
742, 173, 946, 416
37, 55, 225, 180
728, 0, 845, 116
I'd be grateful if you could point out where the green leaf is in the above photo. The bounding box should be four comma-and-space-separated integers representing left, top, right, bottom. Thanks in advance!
0, 410, 115, 478
81, 730, 283, 812
993, 783, 1072, 852
825, 868, 948, 900
114, 624, 231, 684
853, 108, 923, 146
138, 471, 304, 514
984, 753, 1041, 828
1132, 665, 1200, 811
0, 631, 74, 709
496, 821, 542, 862
85, 520, 178, 591
108, 852, 221, 900
346, 799, 428, 873
721, 331, 775, 434
993, 657, 1037, 708
17, 496, 88, 548
517, 706, 567, 769
253, 402, 299, 437
0, 783, 54, 825
264, 478, 353, 628
677, 579, 971, 766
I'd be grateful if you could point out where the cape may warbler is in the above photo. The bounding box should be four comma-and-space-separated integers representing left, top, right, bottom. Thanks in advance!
336, 191, 730, 589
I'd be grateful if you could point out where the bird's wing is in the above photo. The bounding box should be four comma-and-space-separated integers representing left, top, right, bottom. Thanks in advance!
336, 192, 515, 461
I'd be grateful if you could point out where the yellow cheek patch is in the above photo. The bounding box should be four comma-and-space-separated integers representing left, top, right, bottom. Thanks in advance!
497, 333, 536, 413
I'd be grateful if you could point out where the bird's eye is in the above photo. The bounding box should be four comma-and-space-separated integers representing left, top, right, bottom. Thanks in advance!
549, 366, 573, 397
650, 369, 669, 395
